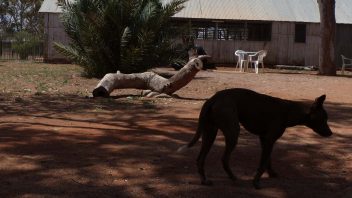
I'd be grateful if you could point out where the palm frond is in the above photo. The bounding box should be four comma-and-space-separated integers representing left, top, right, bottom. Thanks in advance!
53, 42, 89, 65
57, 0, 188, 76
121, 27, 132, 47
162, 0, 187, 17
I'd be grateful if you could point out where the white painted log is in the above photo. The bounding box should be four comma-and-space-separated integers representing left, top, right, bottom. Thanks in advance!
92, 56, 209, 97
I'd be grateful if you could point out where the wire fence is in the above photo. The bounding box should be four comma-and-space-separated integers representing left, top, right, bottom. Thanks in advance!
0, 34, 44, 62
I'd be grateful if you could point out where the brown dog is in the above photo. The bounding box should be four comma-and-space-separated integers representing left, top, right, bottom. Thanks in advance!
178, 88, 333, 189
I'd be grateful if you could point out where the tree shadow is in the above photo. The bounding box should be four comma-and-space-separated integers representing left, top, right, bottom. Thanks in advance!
324, 101, 352, 127
0, 94, 350, 197
263, 70, 352, 78
296, 99, 352, 128
173, 96, 207, 101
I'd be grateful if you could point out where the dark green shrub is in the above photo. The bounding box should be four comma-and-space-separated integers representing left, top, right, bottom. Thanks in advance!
12, 31, 41, 60
55, 0, 187, 77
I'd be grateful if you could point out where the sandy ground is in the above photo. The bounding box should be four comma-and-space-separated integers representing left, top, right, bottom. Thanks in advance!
0, 65, 351, 198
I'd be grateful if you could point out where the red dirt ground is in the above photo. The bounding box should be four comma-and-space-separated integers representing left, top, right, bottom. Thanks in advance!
0, 65, 351, 198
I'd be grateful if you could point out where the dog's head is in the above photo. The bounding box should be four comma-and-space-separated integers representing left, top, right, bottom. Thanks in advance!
306, 95, 333, 137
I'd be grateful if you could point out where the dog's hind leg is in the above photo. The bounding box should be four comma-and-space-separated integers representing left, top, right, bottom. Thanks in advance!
219, 121, 240, 182
197, 123, 218, 185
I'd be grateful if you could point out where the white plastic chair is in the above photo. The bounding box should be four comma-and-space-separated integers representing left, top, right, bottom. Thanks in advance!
341, 55, 352, 75
248, 50, 267, 74
234, 50, 247, 72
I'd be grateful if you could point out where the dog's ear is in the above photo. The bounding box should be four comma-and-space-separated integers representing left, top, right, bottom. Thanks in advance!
316, 95, 326, 105
312, 94, 326, 110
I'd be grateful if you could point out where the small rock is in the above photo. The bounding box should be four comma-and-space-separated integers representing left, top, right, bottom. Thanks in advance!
155, 93, 172, 98
14, 97, 24, 103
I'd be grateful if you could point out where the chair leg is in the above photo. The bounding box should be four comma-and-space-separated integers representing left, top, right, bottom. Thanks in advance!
342, 65, 345, 75
255, 63, 259, 74
240, 60, 248, 72
239, 60, 243, 72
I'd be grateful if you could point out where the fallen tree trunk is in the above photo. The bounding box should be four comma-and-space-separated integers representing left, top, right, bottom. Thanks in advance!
92, 56, 208, 97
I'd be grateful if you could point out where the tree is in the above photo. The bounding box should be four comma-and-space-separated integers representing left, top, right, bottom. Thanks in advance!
12, 31, 41, 60
317, 0, 336, 75
0, 0, 43, 34
55, 0, 187, 77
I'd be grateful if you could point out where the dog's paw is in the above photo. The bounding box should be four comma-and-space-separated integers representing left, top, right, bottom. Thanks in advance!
177, 145, 188, 153
253, 180, 261, 190
201, 180, 213, 186
228, 174, 237, 181
230, 174, 237, 180
267, 170, 278, 178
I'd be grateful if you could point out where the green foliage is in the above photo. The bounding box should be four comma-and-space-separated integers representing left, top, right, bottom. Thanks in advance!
55, 0, 187, 77
12, 31, 41, 60
0, 0, 43, 34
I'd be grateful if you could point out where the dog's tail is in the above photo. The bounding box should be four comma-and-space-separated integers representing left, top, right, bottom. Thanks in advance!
176, 126, 202, 153
177, 98, 213, 153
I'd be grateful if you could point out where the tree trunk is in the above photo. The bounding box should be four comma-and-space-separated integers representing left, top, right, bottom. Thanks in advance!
92, 56, 208, 97
317, 0, 336, 75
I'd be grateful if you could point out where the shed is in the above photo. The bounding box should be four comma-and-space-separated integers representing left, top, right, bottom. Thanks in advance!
39, 0, 352, 67
39, 0, 70, 62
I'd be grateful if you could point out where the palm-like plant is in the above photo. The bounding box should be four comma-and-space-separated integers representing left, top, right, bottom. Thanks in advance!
55, 0, 187, 77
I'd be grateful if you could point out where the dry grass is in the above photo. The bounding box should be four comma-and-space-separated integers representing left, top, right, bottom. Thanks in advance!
0, 60, 97, 98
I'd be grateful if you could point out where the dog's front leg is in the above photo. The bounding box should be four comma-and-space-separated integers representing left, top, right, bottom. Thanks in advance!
253, 137, 276, 189
260, 136, 278, 178
266, 158, 278, 178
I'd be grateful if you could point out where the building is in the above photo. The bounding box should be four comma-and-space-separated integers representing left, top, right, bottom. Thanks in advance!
39, 0, 71, 62
39, 0, 352, 67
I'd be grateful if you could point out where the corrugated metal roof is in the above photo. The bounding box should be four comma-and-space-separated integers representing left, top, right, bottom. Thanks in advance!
336, 0, 352, 24
172, 0, 352, 24
39, 0, 352, 24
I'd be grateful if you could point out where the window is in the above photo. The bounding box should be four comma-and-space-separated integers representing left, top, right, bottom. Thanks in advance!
295, 24, 306, 43
218, 23, 247, 40
217, 27, 228, 40
193, 27, 215, 40
247, 23, 272, 41
188, 21, 271, 41
206, 27, 215, 39
192, 22, 247, 40
193, 27, 206, 39
192, 22, 216, 40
